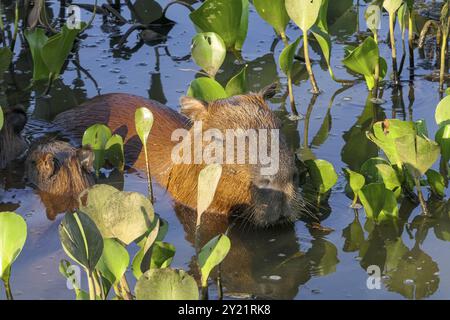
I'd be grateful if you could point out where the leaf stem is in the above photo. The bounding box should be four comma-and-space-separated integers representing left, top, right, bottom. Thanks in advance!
119, 275, 133, 300
3, 278, 13, 300
389, 13, 399, 85
414, 177, 429, 216
440, 31, 448, 92
281, 32, 299, 115
303, 31, 320, 94
143, 146, 154, 204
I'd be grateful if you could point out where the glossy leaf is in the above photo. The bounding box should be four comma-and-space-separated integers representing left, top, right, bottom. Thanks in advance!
225, 65, 247, 96
96, 238, 129, 288
305, 159, 338, 194
24, 28, 50, 81
105, 134, 125, 172
191, 32, 226, 78
59, 211, 103, 272
279, 37, 300, 76
150, 241, 176, 269
375, 163, 402, 198
253, 0, 290, 36
358, 183, 398, 221
383, 0, 403, 15
198, 234, 231, 287
82, 124, 112, 173
285, 0, 323, 32
79, 185, 155, 245
135, 107, 154, 146
135, 268, 199, 300
425, 169, 446, 197
0, 212, 27, 281
435, 124, 450, 162
197, 164, 223, 222
435, 95, 450, 126
187, 77, 228, 102
343, 168, 365, 194
361, 157, 392, 183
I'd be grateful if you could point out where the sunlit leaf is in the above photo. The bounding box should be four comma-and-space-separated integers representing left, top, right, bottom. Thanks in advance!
135, 107, 154, 146
197, 164, 223, 222
279, 37, 300, 76
383, 0, 403, 15
82, 124, 112, 173
253, 0, 290, 36
435, 124, 450, 162
105, 134, 125, 172
285, 0, 323, 32
225, 65, 247, 96
187, 77, 228, 102
435, 95, 450, 126
96, 238, 129, 289
0, 212, 27, 281
191, 32, 226, 78
198, 234, 231, 287
135, 268, 199, 300
305, 159, 338, 194
343, 168, 366, 194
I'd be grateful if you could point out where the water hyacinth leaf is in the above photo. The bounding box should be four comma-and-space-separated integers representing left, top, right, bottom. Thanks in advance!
189, 0, 245, 51
82, 124, 112, 173
58, 211, 103, 271
395, 134, 440, 177
0, 106, 3, 130
383, 0, 403, 15
225, 65, 247, 97
96, 238, 129, 288
358, 183, 385, 219
360, 157, 391, 183
343, 168, 365, 194
150, 241, 176, 269
41, 24, 84, 80
187, 77, 228, 102
0, 47, 12, 76
132, 218, 161, 279
311, 27, 337, 80
24, 28, 50, 81
197, 164, 223, 221
236, 0, 249, 51
59, 259, 89, 300
425, 169, 446, 197
415, 119, 429, 138
375, 163, 402, 198
135, 107, 154, 146
191, 32, 226, 78
105, 134, 125, 172
0, 212, 27, 280
305, 159, 338, 194
279, 37, 300, 76
253, 0, 290, 36
378, 189, 399, 221
366, 120, 416, 166
435, 95, 450, 126
198, 234, 231, 287
135, 268, 199, 300
79, 185, 155, 245
435, 124, 450, 162
285, 0, 323, 32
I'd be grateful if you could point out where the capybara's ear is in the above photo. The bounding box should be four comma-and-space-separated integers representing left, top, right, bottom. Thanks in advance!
259, 83, 278, 100
179, 96, 208, 120
6, 106, 27, 133
77, 145, 95, 172
43, 153, 55, 170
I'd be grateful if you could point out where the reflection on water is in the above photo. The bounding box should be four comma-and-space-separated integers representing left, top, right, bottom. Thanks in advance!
0, 0, 449, 300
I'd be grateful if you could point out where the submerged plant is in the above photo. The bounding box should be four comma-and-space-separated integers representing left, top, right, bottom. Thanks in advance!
0, 212, 27, 300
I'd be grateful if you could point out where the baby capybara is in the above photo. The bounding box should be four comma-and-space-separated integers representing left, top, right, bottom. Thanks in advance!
0, 105, 27, 169
25, 139, 95, 197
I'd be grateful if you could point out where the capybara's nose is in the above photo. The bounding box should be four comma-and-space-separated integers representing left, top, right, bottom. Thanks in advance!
254, 176, 275, 189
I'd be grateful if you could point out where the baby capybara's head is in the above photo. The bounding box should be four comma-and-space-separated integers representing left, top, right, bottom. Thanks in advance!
177, 84, 307, 227
0, 105, 28, 169
25, 139, 95, 196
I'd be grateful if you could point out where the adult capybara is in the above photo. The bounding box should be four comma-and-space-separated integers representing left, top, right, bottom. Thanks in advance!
51, 85, 308, 226
0, 105, 27, 169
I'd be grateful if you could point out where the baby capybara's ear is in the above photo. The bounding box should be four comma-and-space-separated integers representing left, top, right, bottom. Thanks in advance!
6, 106, 27, 133
43, 153, 55, 171
179, 96, 208, 121
259, 83, 278, 100
77, 145, 95, 173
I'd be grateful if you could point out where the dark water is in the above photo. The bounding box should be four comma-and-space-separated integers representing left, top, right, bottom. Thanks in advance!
0, 0, 449, 299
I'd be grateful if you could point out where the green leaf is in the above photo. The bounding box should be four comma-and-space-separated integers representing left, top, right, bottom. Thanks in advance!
383, 0, 403, 15
0, 106, 3, 131
236, 0, 249, 51
79, 185, 155, 245
189, 0, 246, 51
253, 0, 290, 36
415, 119, 429, 138
425, 169, 446, 197
395, 134, 441, 177
82, 124, 112, 173
285, 0, 323, 32
343, 168, 365, 194
366, 119, 417, 166
135, 268, 199, 300
24, 28, 50, 81
135, 107, 154, 147
225, 65, 247, 96
58, 211, 103, 272
197, 164, 223, 221
279, 37, 300, 76
198, 234, 231, 287
435, 95, 450, 126
59, 259, 89, 300
105, 134, 125, 172
0, 212, 27, 281
435, 124, 450, 162
150, 241, 176, 269
361, 157, 392, 183
187, 77, 228, 102
191, 32, 226, 78
96, 239, 129, 288
375, 163, 402, 198
305, 159, 338, 194
0, 47, 12, 77
358, 183, 398, 221
342, 215, 365, 252
132, 218, 161, 279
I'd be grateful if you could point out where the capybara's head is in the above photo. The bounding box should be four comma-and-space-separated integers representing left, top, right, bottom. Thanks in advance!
0, 105, 28, 169
177, 84, 307, 227
25, 139, 95, 196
